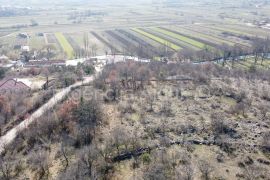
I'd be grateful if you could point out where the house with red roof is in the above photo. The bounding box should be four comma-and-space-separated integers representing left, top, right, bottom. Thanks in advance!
0, 79, 31, 92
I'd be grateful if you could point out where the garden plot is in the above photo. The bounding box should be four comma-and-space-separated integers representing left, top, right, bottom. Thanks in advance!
55, 32, 74, 59
117, 29, 160, 57
182, 26, 250, 47
91, 31, 120, 53
63, 33, 80, 50
165, 26, 235, 47
132, 28, 182, 51
189, 25, 252, 46
45, 33, 58, 44
143, 28, 197, 51
28, 34, 46, 50
152, 27, 206, 50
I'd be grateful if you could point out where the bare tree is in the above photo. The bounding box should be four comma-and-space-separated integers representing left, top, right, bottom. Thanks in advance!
27, 150, 50, 179
112, 127, 126, 155
0, 157, 12, 180
60, 142, 69, 169
79, 145, 99, 178
83, 33, 90, 57
198, 160, 214, 180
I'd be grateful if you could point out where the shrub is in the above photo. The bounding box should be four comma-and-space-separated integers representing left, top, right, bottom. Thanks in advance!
0, 67, 6, 79
141, 153, 151, 164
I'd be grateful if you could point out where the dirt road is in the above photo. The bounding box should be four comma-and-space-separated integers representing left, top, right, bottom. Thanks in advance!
0, 76, 95, 153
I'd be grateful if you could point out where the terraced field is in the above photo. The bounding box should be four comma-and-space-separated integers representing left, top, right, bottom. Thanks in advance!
132, 28, 182, 51
55, 32, 74, 59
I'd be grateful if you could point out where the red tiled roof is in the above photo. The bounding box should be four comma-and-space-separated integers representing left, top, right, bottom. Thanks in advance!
0, 79, 30, 91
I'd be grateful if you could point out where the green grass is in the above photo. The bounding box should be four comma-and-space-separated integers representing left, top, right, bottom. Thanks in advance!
28, 35, 46, 49
132, 28, 182, 51
153, 27, 206, 49
55, 32, 74, 59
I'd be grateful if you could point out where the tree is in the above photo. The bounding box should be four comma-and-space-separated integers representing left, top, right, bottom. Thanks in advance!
144, 163, 167, 180
91, 43, 98, 56
73, 98, 103, 142
83, 33, 90, 57
60, 141, 69, 170
0, 67, 5, 80
79, 145, 99, 178
27, 150, 49, 179
262, 132, 270, 153
112, 128, 126, 155
0, 157, 12, 180
145, 92, 155, 112
43, 44, 56, 60
252, 37, 264, 64
198, 160, 214, 180
220, 43, 232, 67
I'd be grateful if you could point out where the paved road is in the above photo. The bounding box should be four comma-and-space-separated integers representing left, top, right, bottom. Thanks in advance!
0, 75, 96, 153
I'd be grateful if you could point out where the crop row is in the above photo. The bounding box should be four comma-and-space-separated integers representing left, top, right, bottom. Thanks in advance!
132, 28, 182, 51
152, 27, 207, 49
55, 32, 74, 59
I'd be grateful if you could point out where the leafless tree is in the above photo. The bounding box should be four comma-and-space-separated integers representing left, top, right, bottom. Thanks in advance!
112, 127, 126, 155
83, 33, 90, 57
198, 160, 214, 180
27, 150, 50, 179
0, 157, 12, 180
79, 145, 99, 178
60, 142, 69, 169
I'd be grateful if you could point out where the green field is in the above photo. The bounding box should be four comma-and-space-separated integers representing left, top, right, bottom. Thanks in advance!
55, 32, 74, 59
152, 27, 206, 49
132, 28, 182, 51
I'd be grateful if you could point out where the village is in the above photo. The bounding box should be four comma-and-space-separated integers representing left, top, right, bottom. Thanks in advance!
0, 41, 151, 92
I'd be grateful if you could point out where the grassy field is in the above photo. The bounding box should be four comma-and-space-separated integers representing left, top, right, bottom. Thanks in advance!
132, 28, 182, 51
55, 32, 74, 59
152, 27, 207, 49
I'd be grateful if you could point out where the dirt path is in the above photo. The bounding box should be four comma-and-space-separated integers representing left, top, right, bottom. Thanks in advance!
0, 75, 98, 154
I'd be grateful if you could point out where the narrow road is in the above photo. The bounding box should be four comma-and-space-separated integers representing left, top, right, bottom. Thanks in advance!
0, 75, 96, 153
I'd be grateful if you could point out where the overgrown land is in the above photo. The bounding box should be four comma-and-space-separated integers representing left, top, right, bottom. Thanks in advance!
1, 61, 270, 180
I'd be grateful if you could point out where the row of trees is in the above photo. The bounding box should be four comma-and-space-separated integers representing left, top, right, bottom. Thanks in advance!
176, 37, 270, 66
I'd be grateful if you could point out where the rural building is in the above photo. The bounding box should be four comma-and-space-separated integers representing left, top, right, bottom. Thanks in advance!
0, 78, 31, 92
21, 46, 30, 52
24, 60, 66, 68
18, 33, 30, 39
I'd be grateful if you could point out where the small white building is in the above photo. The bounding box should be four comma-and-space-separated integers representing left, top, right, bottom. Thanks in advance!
21, 46, 30, 52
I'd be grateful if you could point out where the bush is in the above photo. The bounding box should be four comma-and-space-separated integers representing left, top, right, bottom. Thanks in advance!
262, 132, 270, 153
0, 67, 6, 79
141, 153, 151, 164
82, 65, 95, 75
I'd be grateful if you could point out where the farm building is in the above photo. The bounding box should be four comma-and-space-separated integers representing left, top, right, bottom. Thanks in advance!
0, 78, 31, 92
24, 60, 66, 68
18, 33, 30, 39
0, 77, 47, 91
21, 46, 30, 52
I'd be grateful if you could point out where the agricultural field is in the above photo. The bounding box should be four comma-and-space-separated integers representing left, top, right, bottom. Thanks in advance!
219, 58, 270, 71
132, 28, 182, 51
55, 32, 74, 59
152, 27, 207, 49
0, 0, 270, 60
